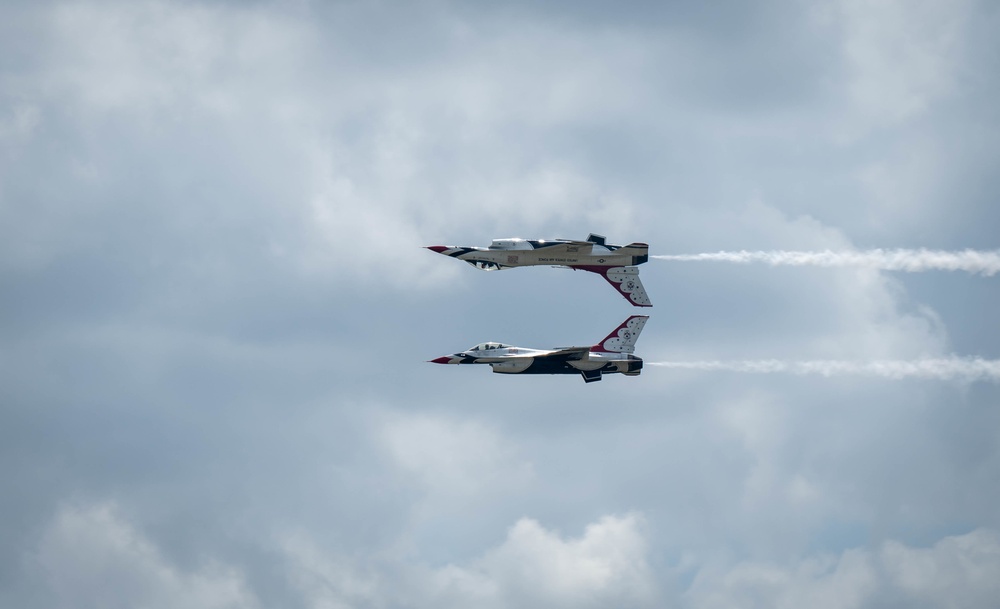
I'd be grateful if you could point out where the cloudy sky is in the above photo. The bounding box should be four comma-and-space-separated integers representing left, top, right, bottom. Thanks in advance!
2, 0, 999, 607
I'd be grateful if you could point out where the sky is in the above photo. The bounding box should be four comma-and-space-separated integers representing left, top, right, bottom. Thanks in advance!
1, 0, 999, 607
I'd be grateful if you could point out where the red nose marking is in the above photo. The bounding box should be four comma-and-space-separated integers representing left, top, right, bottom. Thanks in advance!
429, 356, 453, 364
425, 246, 449, 253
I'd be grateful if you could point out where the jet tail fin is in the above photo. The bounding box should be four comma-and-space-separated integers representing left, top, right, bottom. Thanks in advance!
591, 315, 649, 354
603, 267, 652, 307
572, 265, 652, 306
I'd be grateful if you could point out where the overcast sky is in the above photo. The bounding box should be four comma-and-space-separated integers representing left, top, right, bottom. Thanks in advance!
2, 0, 999, 607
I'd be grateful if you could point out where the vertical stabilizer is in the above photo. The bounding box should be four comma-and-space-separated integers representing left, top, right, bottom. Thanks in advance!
591, 315, 649, 353
573, 266, 653, 307
604, 267, 652, 306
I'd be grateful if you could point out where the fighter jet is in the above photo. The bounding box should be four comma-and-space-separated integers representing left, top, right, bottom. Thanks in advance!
425, 234, 651, 306
429, 315, 648, 383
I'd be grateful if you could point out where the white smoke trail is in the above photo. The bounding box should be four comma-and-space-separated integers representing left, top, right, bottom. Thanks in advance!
653, 249, 1000, 276
647, 358, 1000, 382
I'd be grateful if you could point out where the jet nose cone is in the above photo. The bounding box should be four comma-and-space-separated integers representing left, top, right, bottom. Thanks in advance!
429, 356, 454, 364
425, 246, 450, 254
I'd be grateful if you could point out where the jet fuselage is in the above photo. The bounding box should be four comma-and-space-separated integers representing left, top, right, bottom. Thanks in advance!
425, 235, 651, 306
430, 316, 648, 383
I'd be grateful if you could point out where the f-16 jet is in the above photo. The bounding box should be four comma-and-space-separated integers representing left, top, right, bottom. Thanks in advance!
425, 234, 651, 306
429, 315, 648, 383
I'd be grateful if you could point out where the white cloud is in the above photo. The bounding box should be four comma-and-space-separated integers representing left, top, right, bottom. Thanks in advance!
881, 529, 1000, 607
44, 1, 315, 117
380, 412, 535, 502
277, 511, 657, 609
419, 513, 657, 609
27, 503, 259, 609
24, 502, 999, 609
279, 533, 382, 609
12, 1, 641, 288
685, 528, 1000, 609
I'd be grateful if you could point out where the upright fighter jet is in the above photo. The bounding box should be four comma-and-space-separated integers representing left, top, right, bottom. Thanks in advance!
429, 315, 648, 383
425, 234, 651, 306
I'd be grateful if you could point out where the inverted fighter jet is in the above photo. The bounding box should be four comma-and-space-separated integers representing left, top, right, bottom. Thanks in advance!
425, 234, 651, 306
429, 315, 648, 383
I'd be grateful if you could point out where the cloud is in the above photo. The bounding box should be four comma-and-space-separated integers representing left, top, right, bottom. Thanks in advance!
4, 0, 642, 288
43, 1, 315, 115
418, 513, 657, 609
20, 502, 1000, 609
377, 411, 538, 557
380, 412, 536, 502
830, 0, 972, 129
25, 503, 259, 609
685, 528, 1000, 609
21, 501, 657, 609
279, 532, 382, 609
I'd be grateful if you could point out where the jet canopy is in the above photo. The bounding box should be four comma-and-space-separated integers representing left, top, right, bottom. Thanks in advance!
468, 342, 510, 352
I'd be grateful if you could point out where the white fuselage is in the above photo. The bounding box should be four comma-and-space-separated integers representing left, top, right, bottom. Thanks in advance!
433, 343, 640, 375
425, 237, 652, 306
456, 239, 638, 270
429, 314, 649, 383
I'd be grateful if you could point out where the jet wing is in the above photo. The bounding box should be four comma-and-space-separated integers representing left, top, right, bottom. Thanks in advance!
555, 240, 599, 248
471, 355, 528, 363
474, 347, 589, 364
529, 241, 595, 255
533, 347, 591, 361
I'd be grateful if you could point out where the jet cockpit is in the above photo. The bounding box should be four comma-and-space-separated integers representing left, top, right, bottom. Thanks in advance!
468, 342, 510, 352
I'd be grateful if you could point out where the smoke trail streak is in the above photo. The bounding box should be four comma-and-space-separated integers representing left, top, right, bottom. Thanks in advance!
652, 249, 1000, 275
647, 358, 1000, 382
